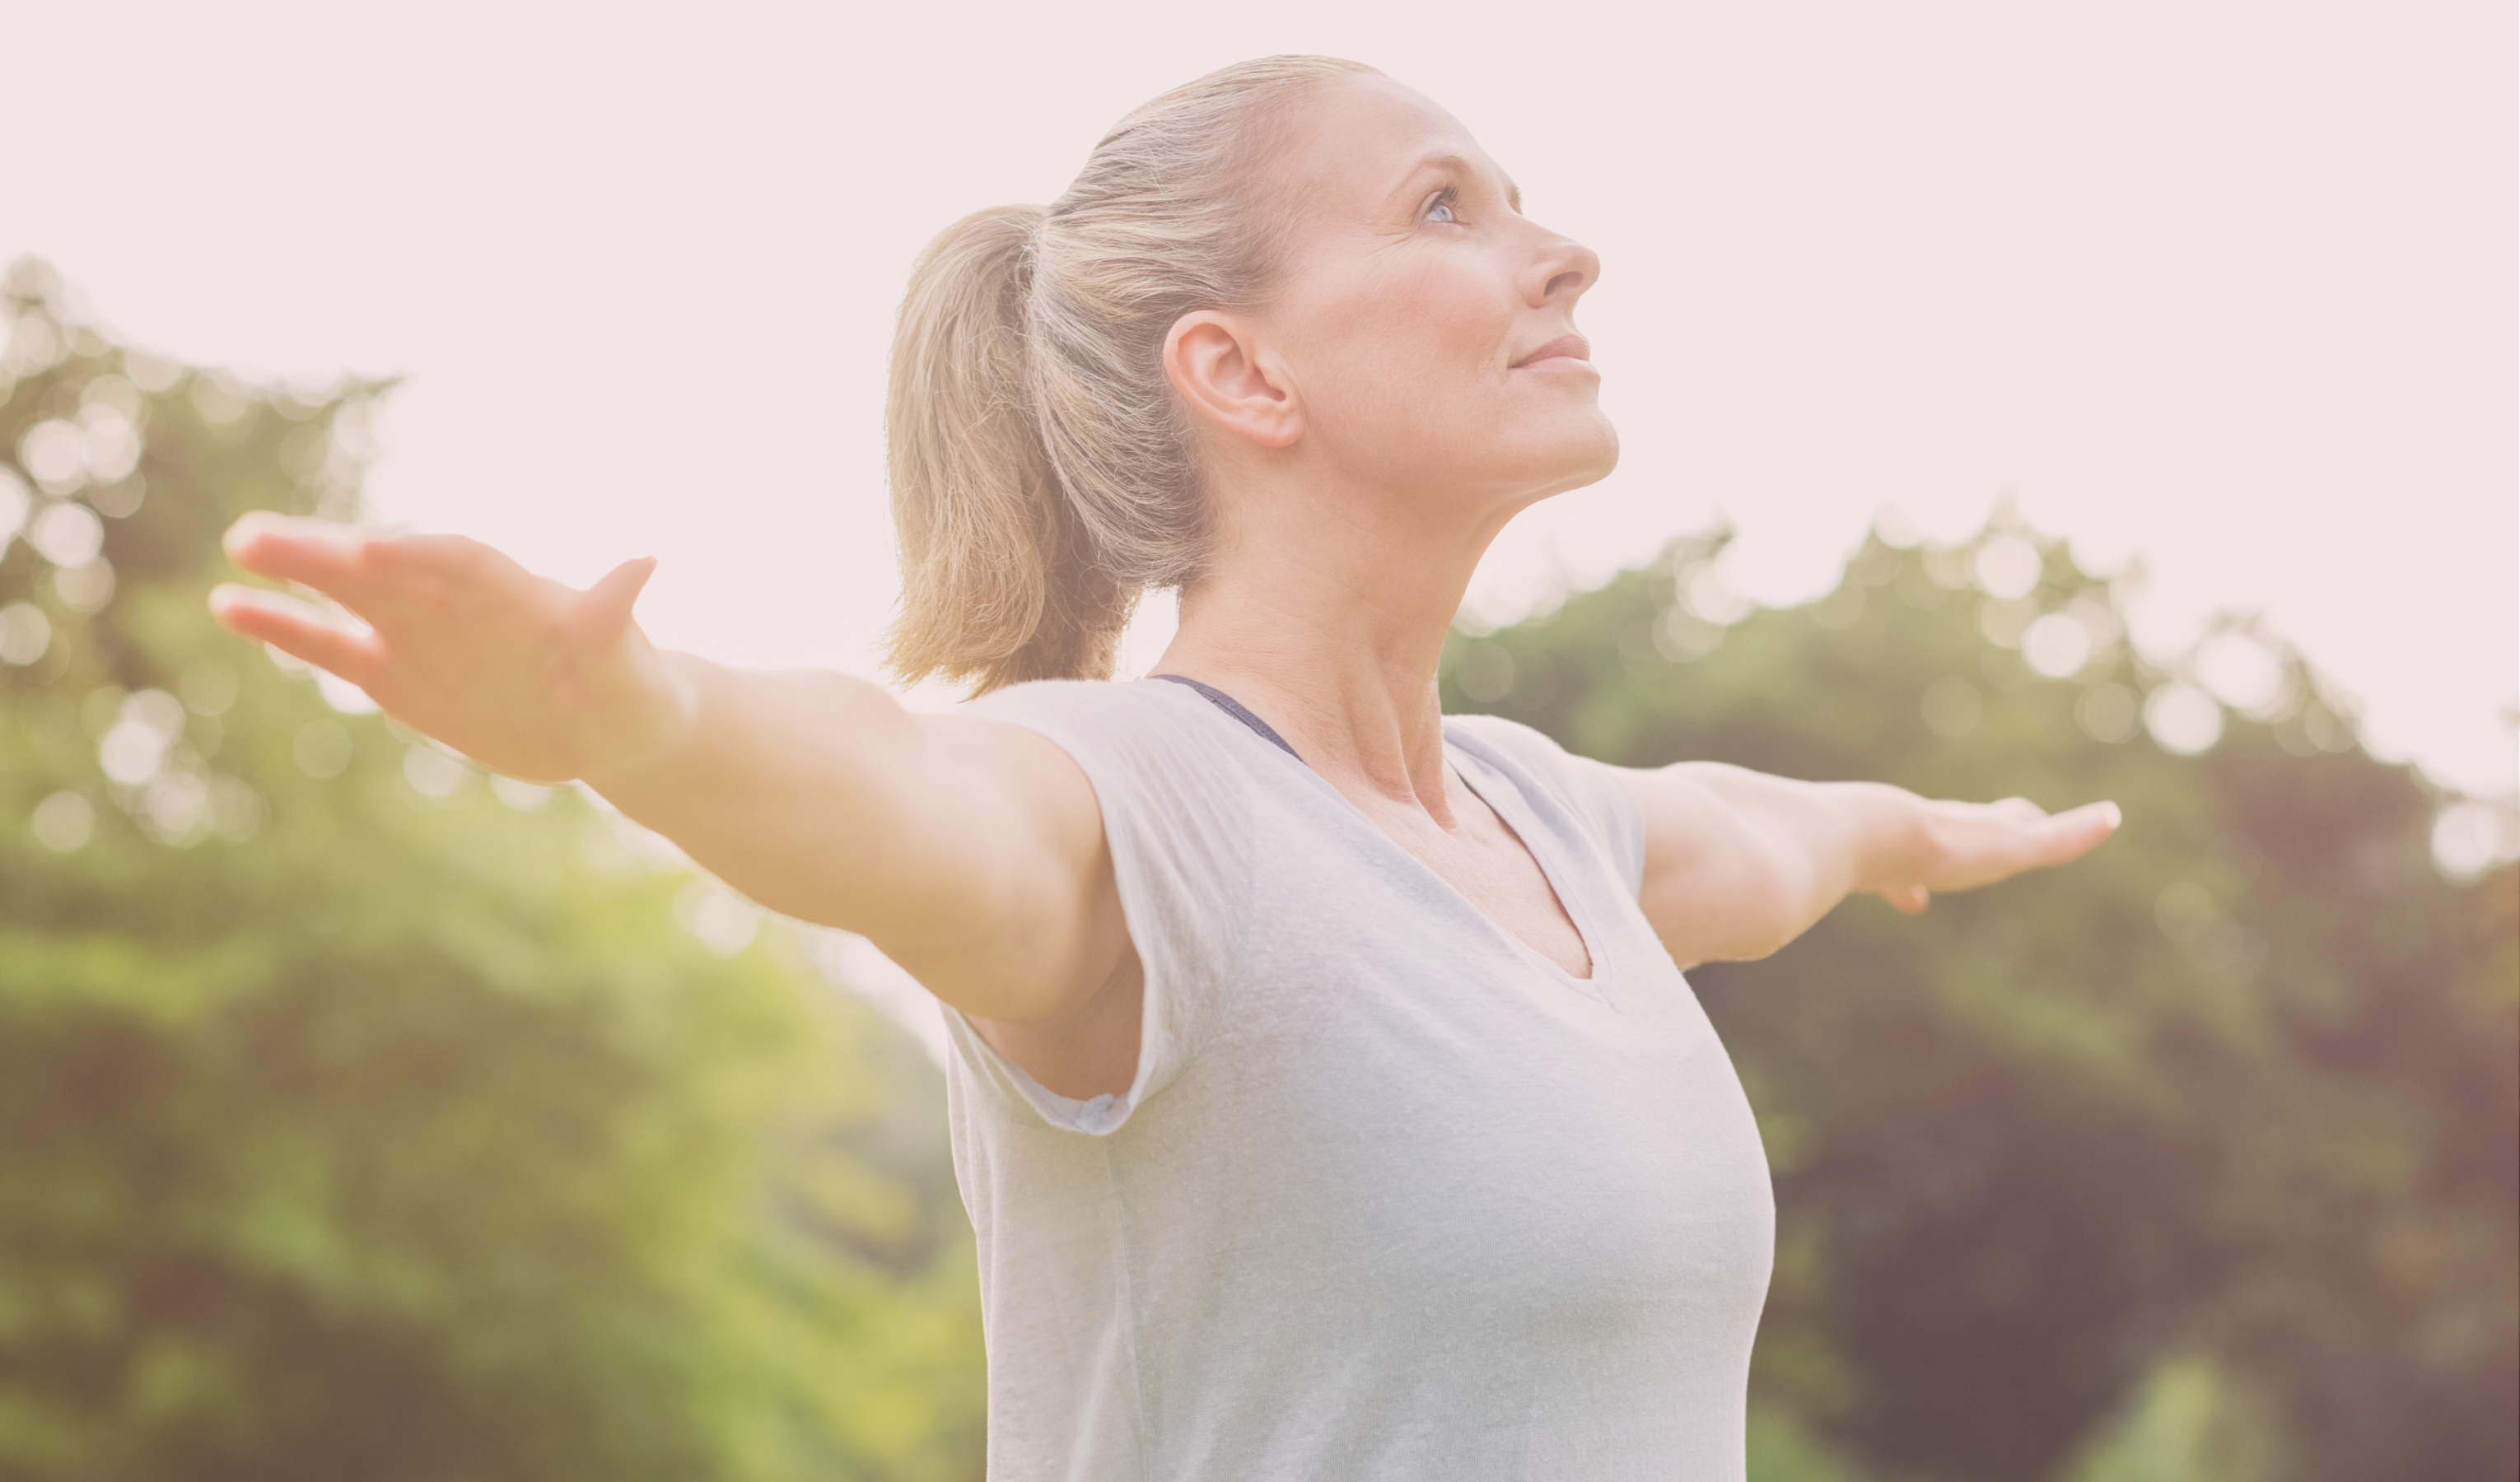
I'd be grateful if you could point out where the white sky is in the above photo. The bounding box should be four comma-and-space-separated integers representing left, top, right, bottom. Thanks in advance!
7, 0, 2513, 795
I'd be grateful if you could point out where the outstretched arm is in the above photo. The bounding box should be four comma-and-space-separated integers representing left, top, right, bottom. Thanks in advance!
208, 515, 1131, 1040
1618, 762, 2119, 968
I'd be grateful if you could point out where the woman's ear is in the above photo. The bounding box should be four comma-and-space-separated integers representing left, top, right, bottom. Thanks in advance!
1164, 312, 1300, 449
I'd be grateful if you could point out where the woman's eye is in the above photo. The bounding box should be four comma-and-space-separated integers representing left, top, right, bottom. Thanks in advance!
1424, 193, 1458, 224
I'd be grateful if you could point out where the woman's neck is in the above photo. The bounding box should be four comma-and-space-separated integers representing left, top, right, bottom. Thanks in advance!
1152, 482, 1511, 822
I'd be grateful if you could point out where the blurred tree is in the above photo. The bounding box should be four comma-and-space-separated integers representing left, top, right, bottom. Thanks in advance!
0, 262, 984, 1480
1446, 521, 2518, 1481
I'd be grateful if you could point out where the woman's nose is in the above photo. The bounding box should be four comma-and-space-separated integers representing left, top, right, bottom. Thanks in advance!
1525, 230, 1600, 307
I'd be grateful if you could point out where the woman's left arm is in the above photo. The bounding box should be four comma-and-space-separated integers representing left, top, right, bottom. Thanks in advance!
1618, 763, 2120, 968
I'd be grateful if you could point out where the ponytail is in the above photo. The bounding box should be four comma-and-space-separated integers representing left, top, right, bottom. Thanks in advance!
883, 56, 1377, 694
884, 206, 1132, 692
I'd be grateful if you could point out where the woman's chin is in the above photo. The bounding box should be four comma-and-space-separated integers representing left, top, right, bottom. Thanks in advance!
1500, 424, 1621, 506
1545, 416, 1621, 493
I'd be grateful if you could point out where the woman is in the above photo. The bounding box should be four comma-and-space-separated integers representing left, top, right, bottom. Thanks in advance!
213, 56, 2116, 1480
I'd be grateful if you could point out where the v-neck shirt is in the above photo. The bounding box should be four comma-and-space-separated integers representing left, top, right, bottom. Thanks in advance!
946, 677, 1774, 1480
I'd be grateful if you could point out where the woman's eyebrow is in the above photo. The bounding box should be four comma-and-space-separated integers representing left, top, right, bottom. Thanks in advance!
1393, 153, 1524, 213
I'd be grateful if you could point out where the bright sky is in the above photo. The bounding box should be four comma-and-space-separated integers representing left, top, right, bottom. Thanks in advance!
7, 1, 2513, 795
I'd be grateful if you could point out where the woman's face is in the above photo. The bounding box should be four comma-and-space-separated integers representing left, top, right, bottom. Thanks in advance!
1247, 75, 1617, 522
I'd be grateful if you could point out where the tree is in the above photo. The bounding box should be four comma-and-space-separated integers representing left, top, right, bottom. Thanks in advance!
0, 261, 985, 1480
1446, 522, 2517, 1481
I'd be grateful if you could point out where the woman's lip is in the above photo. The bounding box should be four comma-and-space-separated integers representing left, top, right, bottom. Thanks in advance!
1512, 334, 1593, 368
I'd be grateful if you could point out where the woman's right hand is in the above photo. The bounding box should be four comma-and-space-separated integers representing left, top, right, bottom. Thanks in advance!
209, 513, 693, 785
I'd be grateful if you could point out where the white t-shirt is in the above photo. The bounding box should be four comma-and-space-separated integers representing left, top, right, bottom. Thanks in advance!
947, 678, 1775, 1481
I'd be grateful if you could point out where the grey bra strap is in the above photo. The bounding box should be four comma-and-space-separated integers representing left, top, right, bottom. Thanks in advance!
1151, 674, 1303, 764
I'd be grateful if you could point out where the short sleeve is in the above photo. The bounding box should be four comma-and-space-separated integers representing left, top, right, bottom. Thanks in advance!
943, 679, 1258, 1135
1442, 712, 1648, 897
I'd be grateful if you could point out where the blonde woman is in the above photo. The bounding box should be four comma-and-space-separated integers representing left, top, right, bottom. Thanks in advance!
213, 56, 2117, 1480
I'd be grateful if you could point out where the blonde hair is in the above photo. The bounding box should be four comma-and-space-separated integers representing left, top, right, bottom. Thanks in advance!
884, 55, 1378, 693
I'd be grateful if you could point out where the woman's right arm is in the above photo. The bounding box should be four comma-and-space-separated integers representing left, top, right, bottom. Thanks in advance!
208, 513, 1130, 1032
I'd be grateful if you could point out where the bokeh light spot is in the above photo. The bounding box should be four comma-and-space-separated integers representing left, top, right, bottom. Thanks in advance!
674, 879, 762, 957
31, 792, 94, 852
402, 743, 469, 800
0, 602, 51, 666
1681, 564, 1753, 626
52, 558, 115, 613
2430, 800, 2520, 881
1, 314, 64, 376
1972, 536, 2042, 599
18, 420, 87, 492
2022, 613, 2093, 678
2194, 633, 2284, 716
99, 720, 169, 785
2144, 683, 2224, 755
29, 501, 103, 567
79, 414, 141, 484
492, 776, 556, 811
143, 772, 212, 846
317, 671, 380, 715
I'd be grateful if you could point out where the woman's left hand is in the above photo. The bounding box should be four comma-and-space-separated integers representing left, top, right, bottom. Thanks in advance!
1867, 796, 2121, 915
1627, 764, 2121, 967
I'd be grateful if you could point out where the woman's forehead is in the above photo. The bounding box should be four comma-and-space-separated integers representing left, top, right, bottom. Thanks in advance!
1275, 77, 1512, 212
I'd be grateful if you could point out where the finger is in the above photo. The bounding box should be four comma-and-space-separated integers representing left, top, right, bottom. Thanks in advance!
1990, 796, 2047, 823
231, 520, 540, 639
2031, 801, 2122, 865
209, 584, 385, 685
575, 557, 657, 641
222, 512, 391, 599
1888, 884, 1931, 915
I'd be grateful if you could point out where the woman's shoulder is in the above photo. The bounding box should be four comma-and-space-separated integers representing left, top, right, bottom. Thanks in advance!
966, 675, 1202, 728
1440, 710, 1578, 775
1444, 711, 1646, 883
965, 677, 1260, 785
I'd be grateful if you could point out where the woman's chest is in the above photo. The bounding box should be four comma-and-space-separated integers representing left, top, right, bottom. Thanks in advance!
1120, 890, 1775, 1321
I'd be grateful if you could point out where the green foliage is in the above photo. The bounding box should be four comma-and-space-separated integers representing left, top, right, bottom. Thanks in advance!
1448, 526, 2518, 1481
2060, 1353, 2289, 1482
0, 263, 983, 1480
